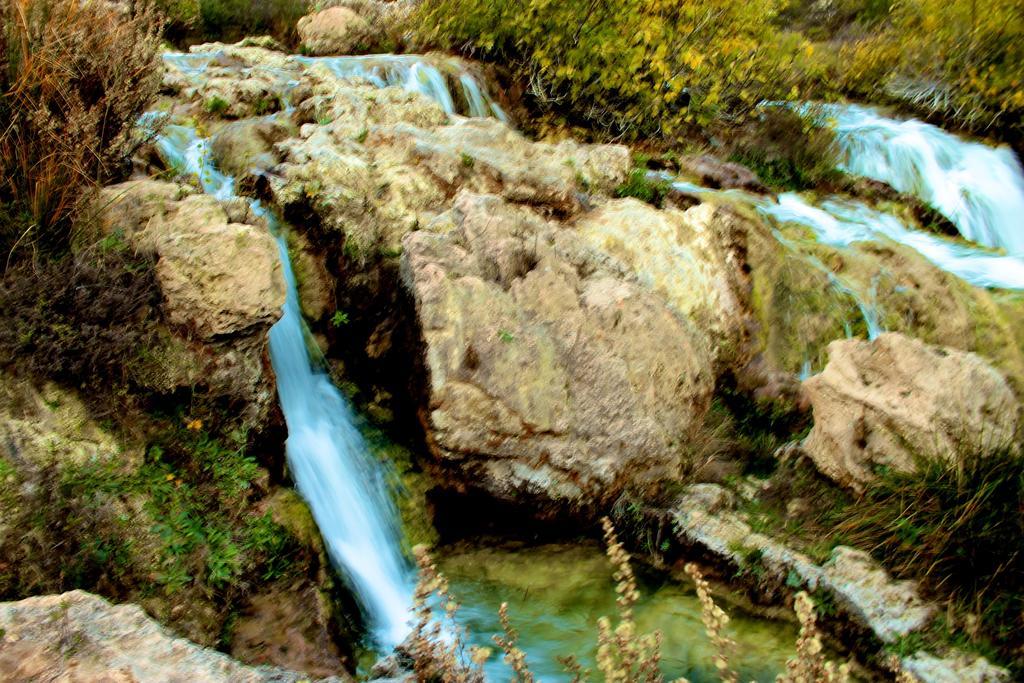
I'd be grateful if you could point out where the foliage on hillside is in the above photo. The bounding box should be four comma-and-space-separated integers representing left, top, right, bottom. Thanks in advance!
413, 0, 811, 139
156, 0, 308, 45
0, 0, 162, 257
838, 0, 1024, 142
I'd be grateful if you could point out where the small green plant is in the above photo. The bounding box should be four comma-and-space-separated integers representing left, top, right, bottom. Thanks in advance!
331, 310, 350, 327
614, 168, 671, 207
498, 329, 515, 343
205, 96, 230, 116
461, 152, 475, 169
355, 128, 369, 143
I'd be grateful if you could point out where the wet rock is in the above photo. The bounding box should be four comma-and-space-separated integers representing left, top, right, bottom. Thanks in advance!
96, 179, 285, 428
402, 192, 714, 504
802, 333, 1018, 490
821, 546, 935, 642
677, 154, 770, 194
100, 180, 285, 339
298, 7, 371, 56
0, 591, 348, 682
210, 115, 296, 181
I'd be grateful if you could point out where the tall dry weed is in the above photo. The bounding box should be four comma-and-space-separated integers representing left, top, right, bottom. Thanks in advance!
0, 0, 162, 256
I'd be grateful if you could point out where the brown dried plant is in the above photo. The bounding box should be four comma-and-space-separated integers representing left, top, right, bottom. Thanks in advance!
775, 591, 850, 683
405, 544, 488, 683
415, 525, 854, 683
0, 0, 163, 256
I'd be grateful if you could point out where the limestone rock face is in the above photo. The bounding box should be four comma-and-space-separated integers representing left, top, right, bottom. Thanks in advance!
802, 333, 1018, 490
574, 199, 754, 364
96, 179, 285, 428
401, 192, 714, 504
0, 591, 347, 683
101, 181, 285, 339
268, 70, 630, 255
297, 7, 371, 55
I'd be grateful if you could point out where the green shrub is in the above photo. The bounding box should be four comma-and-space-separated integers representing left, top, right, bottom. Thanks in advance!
614, 168, 671, 207
198, 0, 308, 45
841, 0, 1024, 142
414, 0, 807, 139
0, 244, 162, 398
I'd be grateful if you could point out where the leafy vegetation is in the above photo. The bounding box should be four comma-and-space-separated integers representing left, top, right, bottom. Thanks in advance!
839, 0, 1024, 144
0, 240, 161, 407
0, 0, 162, 256
614, 168, 671, 207
413, 0, 807, 139
0, 420, 307, 640
156, 0, 307, 45
727, 107, 842, 191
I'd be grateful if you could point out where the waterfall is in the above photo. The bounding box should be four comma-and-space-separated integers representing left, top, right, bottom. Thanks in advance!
820, 103, 1024, 255
153, 122, 413, 649
164, 51, 505, 120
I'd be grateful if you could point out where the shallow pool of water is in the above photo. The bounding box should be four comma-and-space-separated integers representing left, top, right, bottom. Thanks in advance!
438, 542, 798, 682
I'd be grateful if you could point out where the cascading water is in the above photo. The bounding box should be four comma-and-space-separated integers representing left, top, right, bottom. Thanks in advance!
819, 102, 1024, 255
164, 51, 506, 121
760, 193, 1024, 290
152, 120, 414, 648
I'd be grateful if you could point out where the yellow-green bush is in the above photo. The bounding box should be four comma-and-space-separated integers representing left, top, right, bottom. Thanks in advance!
414, 0, 810, 138
841, 0, 1024, 141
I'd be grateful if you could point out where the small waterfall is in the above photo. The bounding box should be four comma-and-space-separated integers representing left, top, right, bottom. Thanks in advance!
820, 103, 1024, 255
164, 50, 505, 120
759, 193, 1024, 290
153, 122, 413, 648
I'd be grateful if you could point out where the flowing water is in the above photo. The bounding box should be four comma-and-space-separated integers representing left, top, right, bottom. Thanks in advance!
820, 103, 1024, 255
152, 121, 414, 649
163, 51, 506, 120
149, 49, 1024, 678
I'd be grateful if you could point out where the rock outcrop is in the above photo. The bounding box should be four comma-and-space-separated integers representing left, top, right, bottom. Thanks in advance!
401, 192, 714, 503
297, 7, 371, 56
0, 591, 347, 683
802, 333, 1018, 490
97, 179, 285, 428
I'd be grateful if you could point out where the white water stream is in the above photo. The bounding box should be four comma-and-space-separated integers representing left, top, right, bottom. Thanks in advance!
821, 103, 1024, 255
154, 122, 414, 648
150, 47, 1024, 667
163, 51, 507, 120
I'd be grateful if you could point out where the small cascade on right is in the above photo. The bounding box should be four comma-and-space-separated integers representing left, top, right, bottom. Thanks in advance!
820, 103, 1024, 255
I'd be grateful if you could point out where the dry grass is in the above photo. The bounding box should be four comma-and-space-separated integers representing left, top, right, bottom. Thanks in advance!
0, 0, 162, 257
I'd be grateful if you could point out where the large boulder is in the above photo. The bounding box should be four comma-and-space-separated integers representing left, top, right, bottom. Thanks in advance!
297, 7, 371, 55
802, 333, 1019, 490
96, 180, 285, 428
574, 199, 754, 366
100, 181, 285, 339
0, 591, 346, 682
401, 192, 714, 504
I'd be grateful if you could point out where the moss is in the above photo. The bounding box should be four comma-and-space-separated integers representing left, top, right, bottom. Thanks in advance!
747, 235, 863, 374
267, 489, 323, 554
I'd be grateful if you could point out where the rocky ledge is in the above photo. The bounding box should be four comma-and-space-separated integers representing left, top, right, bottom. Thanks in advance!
0, 591, 347, 682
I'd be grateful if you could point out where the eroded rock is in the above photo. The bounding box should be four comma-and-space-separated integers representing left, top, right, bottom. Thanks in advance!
802, 333, 1018, 490
402, 192, 714, 504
